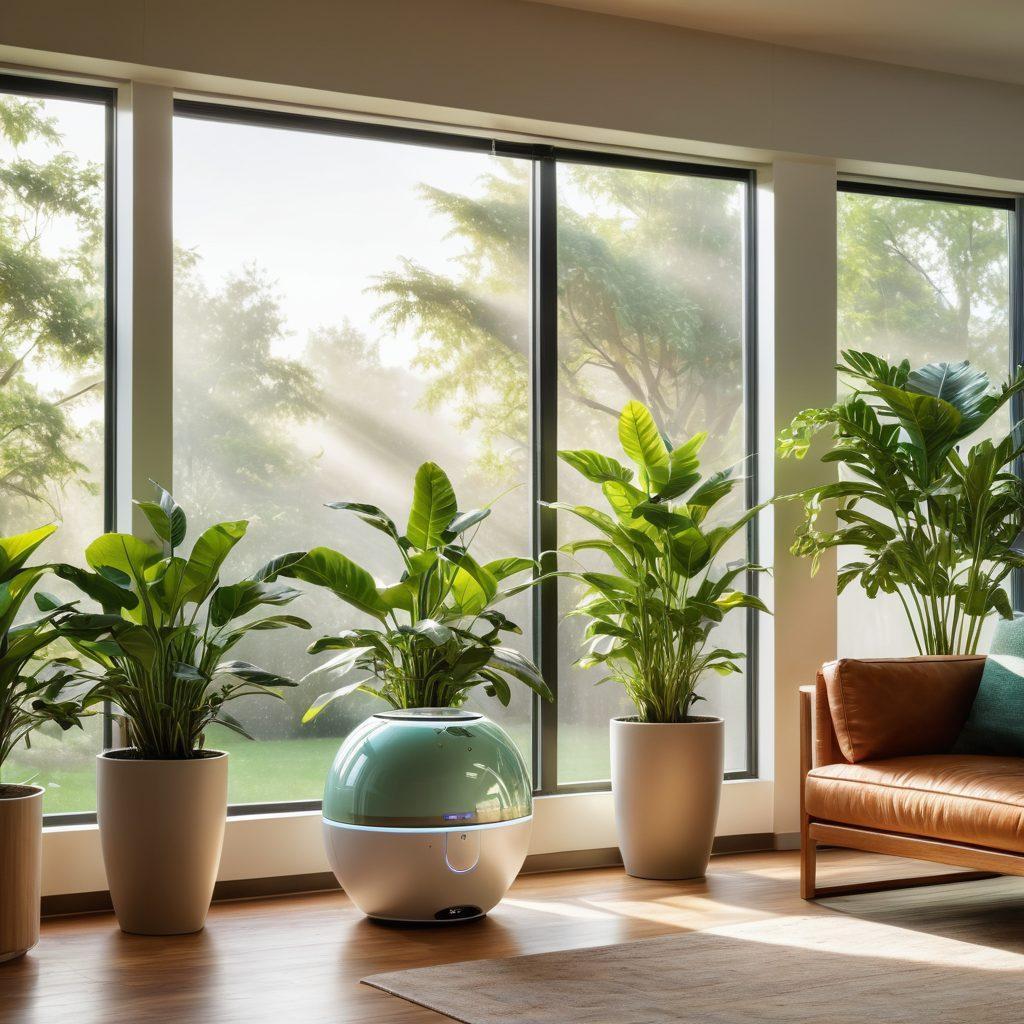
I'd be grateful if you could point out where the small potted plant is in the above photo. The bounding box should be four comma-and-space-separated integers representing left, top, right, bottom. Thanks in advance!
279, 461, 552, 718
554, 401, 768, 879
61, 484, 309, 935
0, 525, 93, 963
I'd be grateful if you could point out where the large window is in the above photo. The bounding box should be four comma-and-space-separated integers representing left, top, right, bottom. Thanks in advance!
171, 106, 757, 805
0, 77, 113, 815
554, 160, 754, 782
836, 183, 1014, 657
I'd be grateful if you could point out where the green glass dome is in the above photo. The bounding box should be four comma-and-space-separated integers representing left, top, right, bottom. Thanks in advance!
323, 709, 532, 828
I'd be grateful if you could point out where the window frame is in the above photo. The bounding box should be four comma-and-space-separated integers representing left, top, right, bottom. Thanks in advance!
23, 94, 758, 824
0, 73, 118, 827
836, 178, 1024, 616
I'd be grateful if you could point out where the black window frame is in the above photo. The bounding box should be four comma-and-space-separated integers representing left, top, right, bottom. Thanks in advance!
28, 95, 758, 824
836, 178, 1024, 613
0, 73, 118, 828
178, 100, 761, 807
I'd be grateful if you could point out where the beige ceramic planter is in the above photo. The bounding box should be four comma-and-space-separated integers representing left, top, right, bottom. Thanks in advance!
97, 749, 228, 935
0, 784, 43, 963
610, 717, 723, 880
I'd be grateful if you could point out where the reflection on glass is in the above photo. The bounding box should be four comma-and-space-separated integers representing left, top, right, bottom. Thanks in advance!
0, 92, 108, 813
173, 116, 532, 805
555, 164, 751, 783
836, 191, 1011, 657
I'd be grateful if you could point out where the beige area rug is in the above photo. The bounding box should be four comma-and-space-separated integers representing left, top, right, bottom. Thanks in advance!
363, 912, 1024, 1023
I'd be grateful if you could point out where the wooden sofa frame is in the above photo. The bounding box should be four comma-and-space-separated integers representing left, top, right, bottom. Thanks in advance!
798, 685, 1024, 899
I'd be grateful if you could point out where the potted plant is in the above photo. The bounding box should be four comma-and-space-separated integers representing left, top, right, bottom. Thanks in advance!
0, 525, 93, 963
553, 401, 768, 879
60, 484, 309, 935
277, 460, 552, 719
779, 351, 1024, 653
272, 462, 550, 919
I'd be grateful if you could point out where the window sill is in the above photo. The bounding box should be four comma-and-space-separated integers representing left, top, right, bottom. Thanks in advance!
41, 778, 772, 898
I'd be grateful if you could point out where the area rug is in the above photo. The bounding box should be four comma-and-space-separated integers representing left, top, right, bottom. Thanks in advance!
363, 913, 1024, 1023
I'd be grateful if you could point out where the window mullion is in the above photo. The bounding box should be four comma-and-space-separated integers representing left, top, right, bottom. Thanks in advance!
531, 156, 559, 794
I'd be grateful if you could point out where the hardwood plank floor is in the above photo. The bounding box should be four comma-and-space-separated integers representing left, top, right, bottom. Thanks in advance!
4, 849, 1024, 1024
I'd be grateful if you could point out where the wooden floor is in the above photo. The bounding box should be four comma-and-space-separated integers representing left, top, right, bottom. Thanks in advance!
5, 849, 1024, 1023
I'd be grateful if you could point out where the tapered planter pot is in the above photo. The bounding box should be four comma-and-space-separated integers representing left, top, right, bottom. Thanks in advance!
97, 750, 228, 935
0, 785, 43, 963
611, 717, 723, 880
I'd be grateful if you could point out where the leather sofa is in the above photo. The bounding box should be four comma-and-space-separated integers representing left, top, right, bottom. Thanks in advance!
799, 655, 1024, 898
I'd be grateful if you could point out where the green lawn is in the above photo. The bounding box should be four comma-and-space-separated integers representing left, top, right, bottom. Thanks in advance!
4, 724, 617, 815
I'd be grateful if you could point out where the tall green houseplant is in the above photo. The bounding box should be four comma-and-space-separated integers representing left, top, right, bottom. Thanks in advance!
779, 350, 1024, 654
553, 401, 768, 723
59, 485, 309, 758
277, 461, 552, 721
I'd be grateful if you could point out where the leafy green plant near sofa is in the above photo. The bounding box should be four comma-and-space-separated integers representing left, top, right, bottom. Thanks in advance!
552, 401, 769, 723
779, 350, 1024, 655
57, 484, 309, 758
276, 461, 552, 720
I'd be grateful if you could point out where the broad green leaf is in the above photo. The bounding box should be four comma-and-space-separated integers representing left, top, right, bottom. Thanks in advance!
0, 523, 56, 580
51, 562, 139, 612
181, 521, 248, 603
134, 481, 187, 548
210, 581, 302, 627
487, 647, 553, 701
483, 557, 537, 581
281, 547, 389, 620
85, 533, 161, 589
406, 461, 458, 550
302, 678, 371, 723
557, 449, 633, 485
618, 401, 669, 489
443, 508, 491, 539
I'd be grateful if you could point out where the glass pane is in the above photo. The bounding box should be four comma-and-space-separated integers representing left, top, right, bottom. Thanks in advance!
836, 190, 1011, 657
555, 164, 751, 783
0, 90, 109, 813
173, 115, 532, 807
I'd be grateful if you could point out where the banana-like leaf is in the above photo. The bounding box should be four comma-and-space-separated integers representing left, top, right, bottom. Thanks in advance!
442, 508, 491, 540
210, 580, 302, 627
180, 521, 248, 604
618, 401, 670, 490
215, 660, 297, 688
406, 461, 458, 550
279, 547, 389, 621
134, 481, 187, 548
483, 557, 536, 581
0, 524, 57, 584
558, 449, 633, 484
302, 678, 371, 723
85, 534, 161, 589
486, 646, 553, 701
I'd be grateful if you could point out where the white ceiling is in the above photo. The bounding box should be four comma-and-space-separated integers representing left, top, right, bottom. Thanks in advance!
526, 0, 1024, 87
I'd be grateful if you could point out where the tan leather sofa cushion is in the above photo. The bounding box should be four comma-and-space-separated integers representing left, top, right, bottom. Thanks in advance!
822, 656, 984, 763
805, 755, 1024, 853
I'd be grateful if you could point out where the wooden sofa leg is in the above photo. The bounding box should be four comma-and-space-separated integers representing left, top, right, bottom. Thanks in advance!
800, 818, 817, 900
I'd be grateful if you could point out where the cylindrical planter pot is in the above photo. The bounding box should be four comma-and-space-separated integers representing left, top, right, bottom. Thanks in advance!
97, 750, 228, 935
611, 717, 724, 880
0, 784, 43, 963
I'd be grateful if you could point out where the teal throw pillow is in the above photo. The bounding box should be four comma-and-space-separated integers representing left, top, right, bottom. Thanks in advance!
957, 616, 1024, 756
